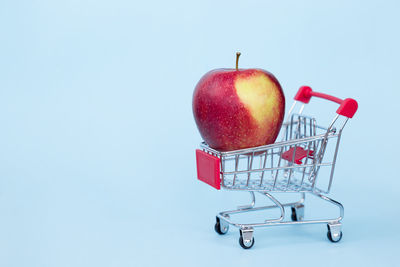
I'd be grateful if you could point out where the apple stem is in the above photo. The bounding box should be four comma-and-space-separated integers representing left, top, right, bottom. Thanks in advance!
236, 52, 241, 71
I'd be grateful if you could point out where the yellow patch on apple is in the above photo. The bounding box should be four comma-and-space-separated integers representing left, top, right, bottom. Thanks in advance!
235, 72, 280, 124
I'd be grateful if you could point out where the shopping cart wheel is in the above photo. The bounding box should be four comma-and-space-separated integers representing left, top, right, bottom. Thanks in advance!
291, 204, 304, 221
239, 228, 254, 249
327, 223, 342, 242
239, 236, 254, 249
214, 216, 229, 235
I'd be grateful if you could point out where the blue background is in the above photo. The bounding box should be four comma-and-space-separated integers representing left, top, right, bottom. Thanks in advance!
0, 0, 399, 266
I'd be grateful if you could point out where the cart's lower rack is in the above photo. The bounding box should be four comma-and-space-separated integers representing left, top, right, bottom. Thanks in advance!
214, 191, 344, 249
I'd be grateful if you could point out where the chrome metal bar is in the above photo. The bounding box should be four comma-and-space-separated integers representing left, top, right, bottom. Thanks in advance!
287, 101, 297, 118
220, 192, 291, 218
340, 117, 350, 131
327, 130, 342, 193
222, 188, 319, 193
220, 199, 301, 216
300, 192, 306, 204
273, 147, 284, 189
285, 124, 289, 142
312, 118, 317, 152
223, 162, 333, 175
237, 191, 256, 210
233, 155, 239, 186
299, 104, 305, 114
201, 133, 339, 157
312, 192, 344, 222
281, 102, 298, 142
271, 149, 274, 175
223, 219, 340, 228
289, 114, 294, 140
263, 192, 285, 223
221, 156, 225, 186
286, 145, 297, 189
297, 114, 302, 139
328, 114, 340, 133
246, 153, 254, 186
260, 150, 268, 185
310, 115, 339, 189
301, 137, 313, 188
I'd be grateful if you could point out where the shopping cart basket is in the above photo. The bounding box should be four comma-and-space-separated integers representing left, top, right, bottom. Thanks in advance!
195, 86, 358, 249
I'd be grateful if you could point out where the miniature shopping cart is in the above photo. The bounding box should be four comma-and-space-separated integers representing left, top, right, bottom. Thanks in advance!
195, 86, 358, 249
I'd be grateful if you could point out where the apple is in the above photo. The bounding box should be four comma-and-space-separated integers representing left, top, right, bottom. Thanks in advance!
193, 53, 285, 151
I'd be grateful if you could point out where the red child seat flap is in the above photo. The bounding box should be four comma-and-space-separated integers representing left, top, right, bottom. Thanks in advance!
281, 147, 314, 164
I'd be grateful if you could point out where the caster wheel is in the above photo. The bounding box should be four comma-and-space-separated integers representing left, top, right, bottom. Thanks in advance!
327, 223, 342, 242
291, 205, 304, 221
327, 230, 342, 243
214, 217, 229, 235
291, 207, 298, 221
239, 228, 254, 249
239, 236, 255, 249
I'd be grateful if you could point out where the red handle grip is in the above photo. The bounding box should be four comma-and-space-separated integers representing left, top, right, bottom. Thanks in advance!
294, 86, 358, 118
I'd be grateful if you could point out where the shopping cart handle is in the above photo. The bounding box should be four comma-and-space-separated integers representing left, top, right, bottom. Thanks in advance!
294, 86, 358, 118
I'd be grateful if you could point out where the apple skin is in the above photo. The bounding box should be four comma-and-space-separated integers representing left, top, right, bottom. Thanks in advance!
193, 68, 285, 151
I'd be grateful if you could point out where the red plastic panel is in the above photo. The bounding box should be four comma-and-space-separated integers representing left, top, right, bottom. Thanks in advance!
281, 147, 314, 164
196, 149, 221, 190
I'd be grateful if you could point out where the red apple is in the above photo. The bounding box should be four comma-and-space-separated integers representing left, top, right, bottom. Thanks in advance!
193, 53, 285, 151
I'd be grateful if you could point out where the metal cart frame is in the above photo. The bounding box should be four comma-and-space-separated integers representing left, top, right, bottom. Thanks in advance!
196, 86, 358, 249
